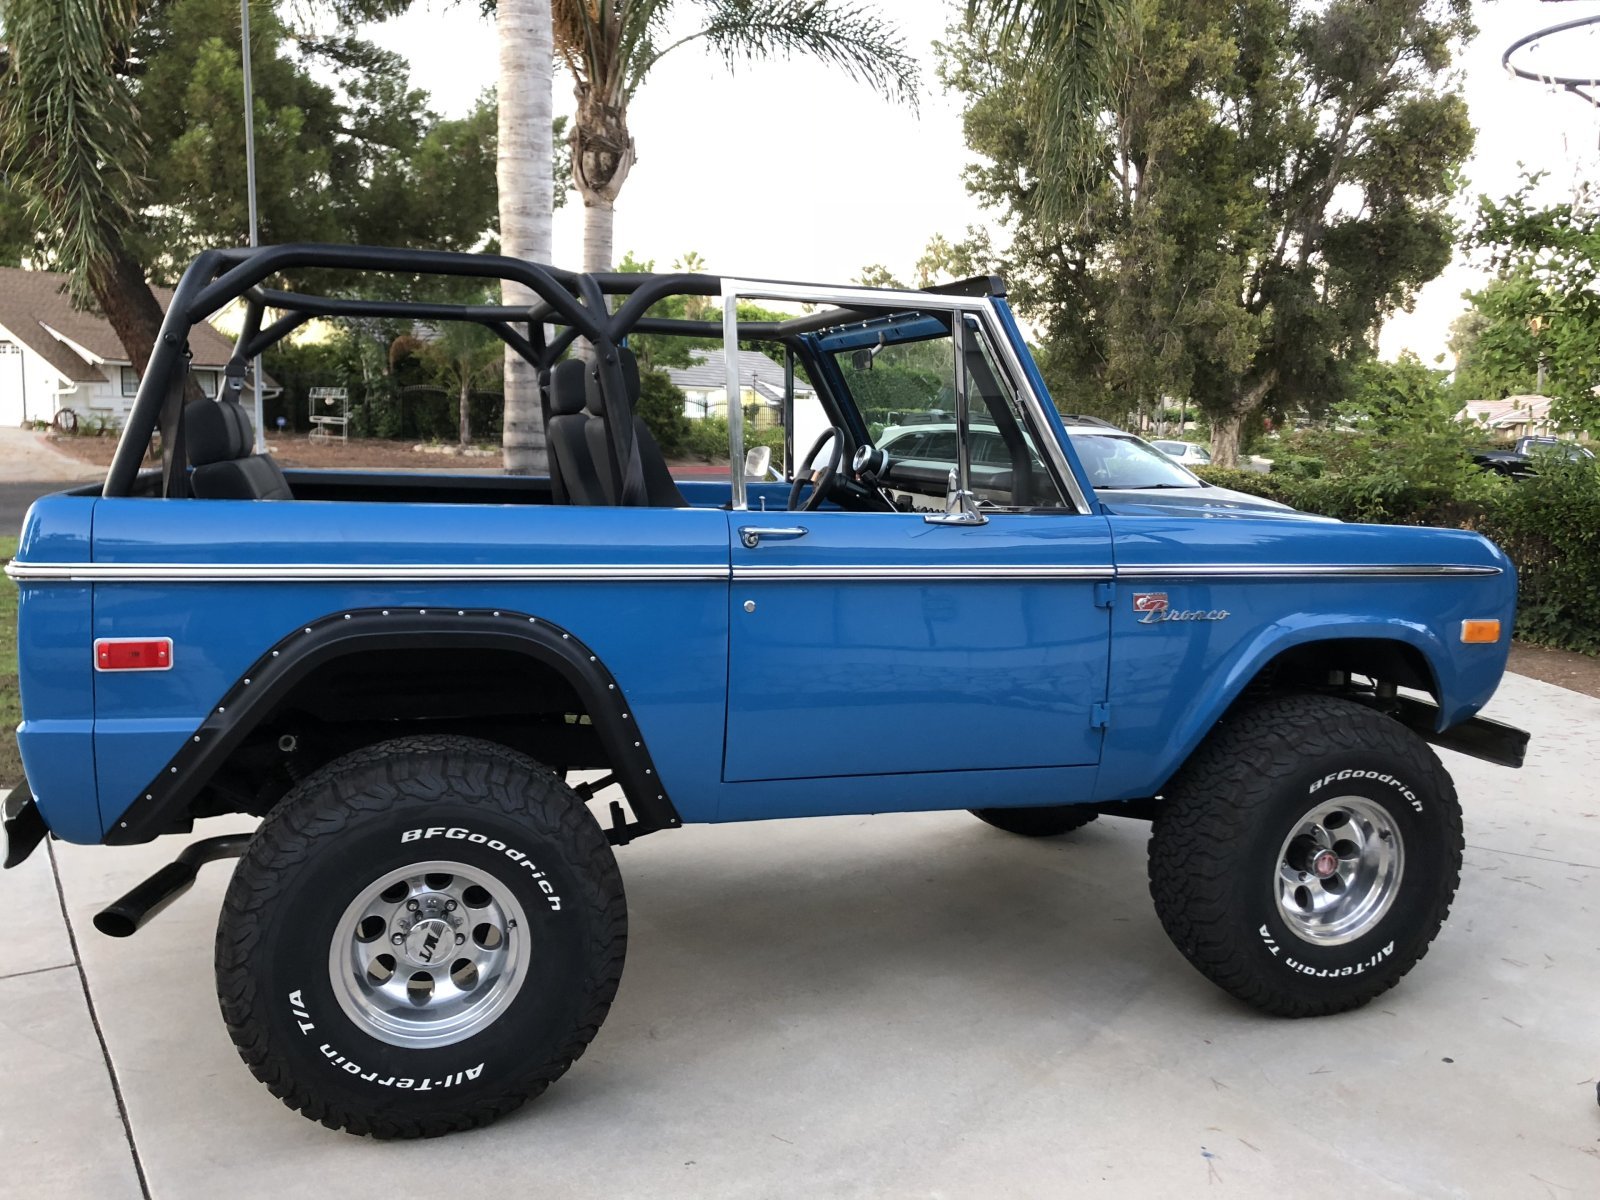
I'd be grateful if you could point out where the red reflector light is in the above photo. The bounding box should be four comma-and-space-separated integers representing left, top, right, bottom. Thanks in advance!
95, 638, 173, 672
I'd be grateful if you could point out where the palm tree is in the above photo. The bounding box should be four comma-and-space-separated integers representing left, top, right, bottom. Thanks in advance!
497, 0, 557, 473
965, 0, 1134, 223
0, 0, 174, 378
416, 320, 505, 446
551, 1, 918, 274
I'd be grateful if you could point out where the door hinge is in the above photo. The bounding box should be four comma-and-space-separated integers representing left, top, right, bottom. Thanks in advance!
1090, 702, 1111, 729
1093, 581, 1115, 609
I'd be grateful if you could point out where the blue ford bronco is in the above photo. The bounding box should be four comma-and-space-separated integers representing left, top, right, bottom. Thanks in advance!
4, 245, 1529, 1137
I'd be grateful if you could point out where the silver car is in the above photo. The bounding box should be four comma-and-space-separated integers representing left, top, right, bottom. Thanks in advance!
876, 420, 1296, 515
1150, 438, 1213, 466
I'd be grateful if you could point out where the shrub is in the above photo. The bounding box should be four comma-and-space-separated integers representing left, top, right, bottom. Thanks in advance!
1477, 462, 1600, 654
636, 367, 691, 456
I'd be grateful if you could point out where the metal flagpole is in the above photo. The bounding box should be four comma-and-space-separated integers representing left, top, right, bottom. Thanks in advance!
241, 0, 265, 451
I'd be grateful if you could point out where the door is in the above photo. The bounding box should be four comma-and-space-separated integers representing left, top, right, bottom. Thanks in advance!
723, 509, 1113, 781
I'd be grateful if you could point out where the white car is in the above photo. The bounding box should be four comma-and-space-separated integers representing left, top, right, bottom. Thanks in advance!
875, 418, 1295, 515
1150, 439, 1213, 466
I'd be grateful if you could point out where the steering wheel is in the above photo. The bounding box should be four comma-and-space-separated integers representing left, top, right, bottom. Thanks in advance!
789, 427, 845, 512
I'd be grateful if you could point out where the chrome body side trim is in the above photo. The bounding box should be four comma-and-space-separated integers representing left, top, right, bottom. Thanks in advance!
4, 562, 727, 583
732, 565, 1115, 582
1116, 564, 1503, 580
6, 560, 1501, 583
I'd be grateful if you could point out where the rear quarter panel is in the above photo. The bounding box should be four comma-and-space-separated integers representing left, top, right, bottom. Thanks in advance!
84, 497, 731, 840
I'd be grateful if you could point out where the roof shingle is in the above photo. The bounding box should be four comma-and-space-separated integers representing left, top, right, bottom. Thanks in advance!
0, 266, 239, 383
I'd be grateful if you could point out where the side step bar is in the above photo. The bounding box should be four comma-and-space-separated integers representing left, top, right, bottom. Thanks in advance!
93, 834, 252, 938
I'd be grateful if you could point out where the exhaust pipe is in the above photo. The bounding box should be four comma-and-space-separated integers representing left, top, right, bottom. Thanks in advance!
93, 834, 253, 938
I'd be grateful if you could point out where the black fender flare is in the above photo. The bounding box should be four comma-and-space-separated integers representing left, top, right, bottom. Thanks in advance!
104, 606, 682, 844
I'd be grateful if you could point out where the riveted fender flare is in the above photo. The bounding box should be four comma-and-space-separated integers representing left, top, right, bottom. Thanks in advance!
103, 607, 682, 845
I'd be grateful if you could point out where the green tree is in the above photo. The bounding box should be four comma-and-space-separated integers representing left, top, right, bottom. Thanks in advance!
415, 312, 505, 446
1464, 177, 1600, 433
942, 0, 1475, 465
549, 0, 917, 272
0, 0, 501, 408
0, 1, 174, 376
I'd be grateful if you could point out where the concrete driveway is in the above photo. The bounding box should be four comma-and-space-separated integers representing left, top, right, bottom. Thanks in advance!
2, 671, 1597, 1198
0, 426, 102, 532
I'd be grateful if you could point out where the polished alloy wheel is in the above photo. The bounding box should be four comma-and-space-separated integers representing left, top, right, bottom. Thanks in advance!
329, 859, 530, 1048
1275, 796, 1405, 946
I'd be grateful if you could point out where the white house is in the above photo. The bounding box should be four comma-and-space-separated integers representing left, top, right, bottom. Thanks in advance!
665, 347, 817, 426
0, 266, 243, 429
1455, 394, 1556, 441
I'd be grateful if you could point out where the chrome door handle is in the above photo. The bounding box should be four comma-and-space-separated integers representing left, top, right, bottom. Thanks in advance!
738, 526, 808, 549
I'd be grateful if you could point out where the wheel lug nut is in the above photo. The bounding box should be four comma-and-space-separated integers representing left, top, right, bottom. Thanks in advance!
455, 933, 466, 945
445, 900, 457, 912
406, 899, 420, 912
391, 933, 404, 945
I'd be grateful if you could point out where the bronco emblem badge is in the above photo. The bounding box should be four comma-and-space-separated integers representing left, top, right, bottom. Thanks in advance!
1133, 592, 1230, 625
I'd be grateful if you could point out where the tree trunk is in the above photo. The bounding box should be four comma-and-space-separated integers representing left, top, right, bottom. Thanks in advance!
570, 87, 634, 274
1207, 369, 1278, 469
497, 0, 554, 475
1209, 410, 1245, 469
85, 243, 168, 377
459, 371, 472, 447
582, 196, 614, 276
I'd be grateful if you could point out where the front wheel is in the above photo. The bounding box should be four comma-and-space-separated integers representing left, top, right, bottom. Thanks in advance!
216, 736, 626, 1137
1148, 693, 1463, 1017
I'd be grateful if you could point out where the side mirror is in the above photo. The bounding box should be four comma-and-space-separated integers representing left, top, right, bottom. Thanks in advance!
850, 348, 874, 371
924, 466, 988, 526
744, 445, 772, 479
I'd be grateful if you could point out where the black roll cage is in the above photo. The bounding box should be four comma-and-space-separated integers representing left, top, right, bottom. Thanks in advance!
108, 242, 1005, 503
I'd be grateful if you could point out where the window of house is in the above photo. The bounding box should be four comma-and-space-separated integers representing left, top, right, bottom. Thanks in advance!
121, 366, 140, 397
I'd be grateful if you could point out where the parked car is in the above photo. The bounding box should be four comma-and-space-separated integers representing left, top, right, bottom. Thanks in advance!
5, 244, 1527, 1138
1150, 438, 1213, 466
1473, 436, 1595, 482
877, 418, 1288, 516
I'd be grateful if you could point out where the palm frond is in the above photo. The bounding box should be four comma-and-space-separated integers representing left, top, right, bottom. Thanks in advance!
638, 0, 918, 106
0, 0, 147, 280
966, 0, 1135, 222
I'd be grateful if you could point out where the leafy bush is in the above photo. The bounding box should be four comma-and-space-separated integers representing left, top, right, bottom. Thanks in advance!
1199, 458, 1599, 654
685, 416, 731, 461
1477, 462, 1600, 654
636, 367, 690, 456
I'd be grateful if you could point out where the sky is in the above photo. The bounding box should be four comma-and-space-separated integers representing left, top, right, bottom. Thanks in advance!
362, 0, 1600, 365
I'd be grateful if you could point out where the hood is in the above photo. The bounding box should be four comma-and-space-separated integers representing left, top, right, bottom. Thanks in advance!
1094, 484, 1334, 521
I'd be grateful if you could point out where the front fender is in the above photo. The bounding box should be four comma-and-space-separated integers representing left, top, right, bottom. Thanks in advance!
1099, 516, 1517, 801
1100, 609, 1505, 802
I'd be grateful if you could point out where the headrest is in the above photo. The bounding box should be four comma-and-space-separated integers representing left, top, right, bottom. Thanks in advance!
186, 397, 255, 466
585, 347, 640, 418
548, 359, 589, 417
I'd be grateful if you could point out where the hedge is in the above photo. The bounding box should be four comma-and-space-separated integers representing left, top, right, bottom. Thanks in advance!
1194, 463, 1600, 655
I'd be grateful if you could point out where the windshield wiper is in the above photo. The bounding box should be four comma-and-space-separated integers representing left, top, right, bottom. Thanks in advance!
1103, 482, 1199, 490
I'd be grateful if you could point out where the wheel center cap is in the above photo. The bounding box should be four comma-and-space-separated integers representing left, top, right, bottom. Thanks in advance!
403, 918, 454, 967
1310, 848, 1340, 879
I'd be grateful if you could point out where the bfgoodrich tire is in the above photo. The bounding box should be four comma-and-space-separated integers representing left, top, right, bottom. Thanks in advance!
1148, 693, 1463, 1017
216, 736, 626, 1137
969, 806, 1100, 837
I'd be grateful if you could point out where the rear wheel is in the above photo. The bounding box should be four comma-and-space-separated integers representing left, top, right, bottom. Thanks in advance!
1148, 693, 1462, 1017
969, 806, 1099, 838
216, 735, 626, 1137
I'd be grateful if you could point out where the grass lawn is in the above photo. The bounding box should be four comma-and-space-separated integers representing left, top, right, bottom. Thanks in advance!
1, 536, 18, 787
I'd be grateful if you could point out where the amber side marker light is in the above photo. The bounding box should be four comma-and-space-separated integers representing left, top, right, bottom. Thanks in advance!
1460, 619, 1502, 644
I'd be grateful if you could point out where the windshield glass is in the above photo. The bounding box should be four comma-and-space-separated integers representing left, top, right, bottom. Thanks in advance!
1071, 434, 1202, 489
